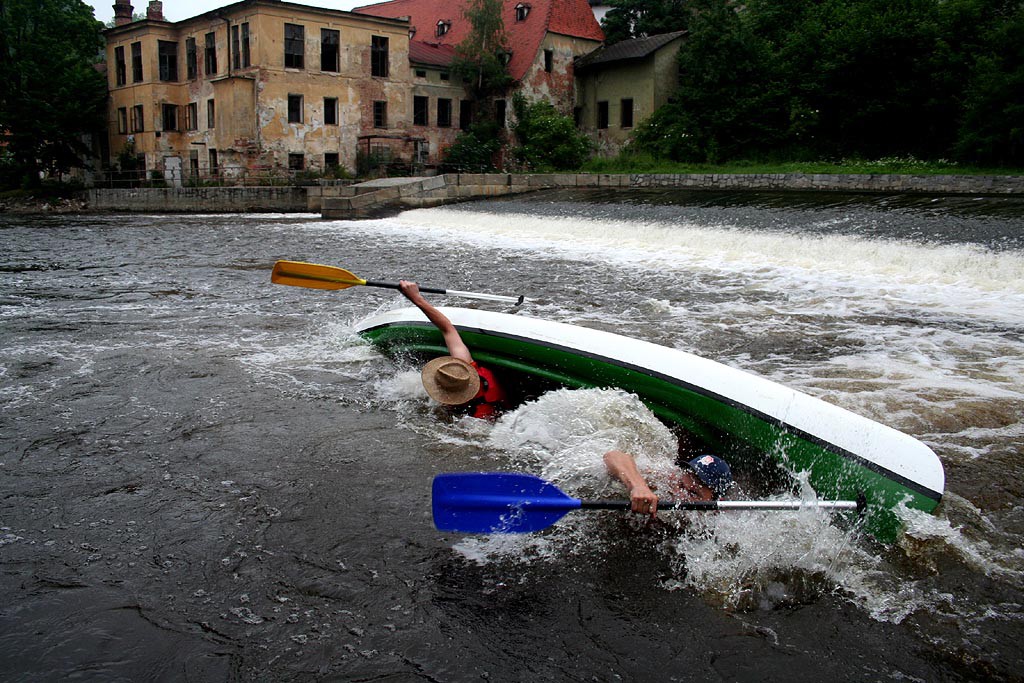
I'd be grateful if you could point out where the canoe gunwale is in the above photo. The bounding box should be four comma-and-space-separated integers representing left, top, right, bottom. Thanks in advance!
358, 317, 943, 505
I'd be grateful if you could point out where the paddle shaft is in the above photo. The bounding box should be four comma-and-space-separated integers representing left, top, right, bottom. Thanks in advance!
363, 279, 525, 305
581, 499, 863, 511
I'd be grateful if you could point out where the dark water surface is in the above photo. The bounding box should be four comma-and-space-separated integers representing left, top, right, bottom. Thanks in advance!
2, 192, 1023, 681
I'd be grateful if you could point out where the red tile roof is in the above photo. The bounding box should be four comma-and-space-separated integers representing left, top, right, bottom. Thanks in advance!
355, 0, 603, 81
408, 40, 457, 67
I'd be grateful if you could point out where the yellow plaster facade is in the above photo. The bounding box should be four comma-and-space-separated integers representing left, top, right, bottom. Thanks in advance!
105, 0, 418, 180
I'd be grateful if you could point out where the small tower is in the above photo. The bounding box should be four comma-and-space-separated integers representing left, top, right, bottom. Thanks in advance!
112, 0, 134, 26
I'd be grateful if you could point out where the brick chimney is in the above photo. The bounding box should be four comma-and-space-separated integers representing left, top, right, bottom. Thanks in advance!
112, 0, 133, 26
146, 0, 164, 21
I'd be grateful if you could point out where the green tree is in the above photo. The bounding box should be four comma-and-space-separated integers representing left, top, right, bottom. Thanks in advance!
441, 120, 505, 172
450, 0, 513, 101
0, 0, 107, 186
510, 94, 592, 171
601, 0, 693, 44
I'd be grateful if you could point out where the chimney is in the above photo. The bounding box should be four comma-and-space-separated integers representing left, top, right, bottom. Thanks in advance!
146, 0, 164, 21
113, 0, 133, 26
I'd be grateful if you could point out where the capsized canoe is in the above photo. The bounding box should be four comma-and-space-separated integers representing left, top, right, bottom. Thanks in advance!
356, 306, 944, 541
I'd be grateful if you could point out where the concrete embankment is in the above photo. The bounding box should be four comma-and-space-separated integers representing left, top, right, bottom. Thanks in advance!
80, 172, 1024, 215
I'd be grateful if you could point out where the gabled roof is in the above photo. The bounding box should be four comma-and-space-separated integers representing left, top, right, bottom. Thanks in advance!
575, 30, 686, 71
355, 0, 603, 81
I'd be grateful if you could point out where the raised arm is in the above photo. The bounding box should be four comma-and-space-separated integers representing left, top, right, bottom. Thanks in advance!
603, 450, 659, 516
399, 280, 472, 363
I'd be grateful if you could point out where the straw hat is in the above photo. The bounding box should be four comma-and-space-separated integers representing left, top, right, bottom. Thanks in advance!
421, 356, 480, 405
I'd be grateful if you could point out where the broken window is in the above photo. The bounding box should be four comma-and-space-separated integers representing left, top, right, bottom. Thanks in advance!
114, 46, 126, 86
131, 42, 143, 82
597, 101, 609, 129
515, 3, 530, 21
371, 36, 389, 77
240, 23, 251, 67
413, 96, 428, 126
288, 153, 305, 171
204, 32, 217, 75
620, 98, 634, 128
207, 99, 215, 128
158, 41, 178, 82
186, 37, 197, 79
373, 101, 387, 128
285, 24, 304, 69
117, 107, 128, 134
231, 25, 240, 70
437, 98, 452, 128
288, 94, 303, 123
131, 104, 144, 132
209, 149, 219, 175
459, 100, 472, 130
324, 97, 338, 125
186, 102, 198, 130
321, 29, 339, 72
324, 152, 339, 169
161, 103, 178, 132
544, 49, 553, 73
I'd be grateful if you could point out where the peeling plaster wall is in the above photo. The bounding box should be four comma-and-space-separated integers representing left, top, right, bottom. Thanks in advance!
519, 34, 600, 115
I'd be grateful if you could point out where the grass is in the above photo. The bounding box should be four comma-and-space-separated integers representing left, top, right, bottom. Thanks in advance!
580, 154, 1023, 176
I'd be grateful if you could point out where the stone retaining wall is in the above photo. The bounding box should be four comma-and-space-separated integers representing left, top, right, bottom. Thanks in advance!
86, 173, 1023, 216
87, 187, 309, 212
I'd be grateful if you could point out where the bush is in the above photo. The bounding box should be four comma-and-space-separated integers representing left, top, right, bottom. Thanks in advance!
441, 120, 505, 172
509, 94, 592, 171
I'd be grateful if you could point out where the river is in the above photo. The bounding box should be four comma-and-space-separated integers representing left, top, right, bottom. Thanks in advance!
1, 189, 1022, 681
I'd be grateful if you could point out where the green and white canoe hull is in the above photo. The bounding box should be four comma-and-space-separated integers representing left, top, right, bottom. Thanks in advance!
356, 307, 944, 541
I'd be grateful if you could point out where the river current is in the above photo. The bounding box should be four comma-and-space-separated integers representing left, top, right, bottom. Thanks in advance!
1, 189, 1022, 681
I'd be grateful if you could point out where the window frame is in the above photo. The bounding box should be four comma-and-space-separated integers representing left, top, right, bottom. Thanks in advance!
288, 153, 305, 171
131, 104, 144, 132
186, 102, 198, 131
597, 101, 609, 129
131, 41, 143, 82
161, 103, 179, 132
114, 46, 127, 86
207, 99, 216, 128
620, 98, 634, 129
158, 40, 178, 82
287, 94, 304, 124
371, 35, 389, 78
437, 98, 452, 128
324, 97, 338, 126
515, 3, 530, 21
372, 100, 387, 129
284, 23, 305, 69
186, 37, 197, 79
117, 107, 128, 134
413, 95, 428, 126
544, 49, 553, 73
321, 28, 340, 72
204, 32, 218, 76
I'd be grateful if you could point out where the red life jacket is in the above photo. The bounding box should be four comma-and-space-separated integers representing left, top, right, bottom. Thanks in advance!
469, 362, 508, 420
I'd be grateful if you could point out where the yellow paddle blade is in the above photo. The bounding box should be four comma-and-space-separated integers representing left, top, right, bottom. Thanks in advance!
271, 260, 367, 290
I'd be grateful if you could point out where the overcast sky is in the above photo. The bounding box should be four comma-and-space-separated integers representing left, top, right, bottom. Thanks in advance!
86, 0, 366, 24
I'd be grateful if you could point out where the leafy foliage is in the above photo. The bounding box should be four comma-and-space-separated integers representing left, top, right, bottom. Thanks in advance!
0, 0, 107, 186
510, 94, 592, 172
601, 0, 693, 45
450, 0, 513, 100
627, 0, 1024, 166
441, 121, 505, 172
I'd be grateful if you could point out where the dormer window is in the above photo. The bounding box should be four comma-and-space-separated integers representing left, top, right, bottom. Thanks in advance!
498, 51, 512, 66
436, 20, 451, 37
515, 3, 530, 21
409, 26, 417, 39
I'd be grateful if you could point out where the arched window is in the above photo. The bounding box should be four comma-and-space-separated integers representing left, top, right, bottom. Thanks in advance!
436, 20, 451, 37
515, 3, 530, 21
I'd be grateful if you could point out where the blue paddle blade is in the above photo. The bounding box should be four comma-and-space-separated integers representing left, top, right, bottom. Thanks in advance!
432, 472, 583, 534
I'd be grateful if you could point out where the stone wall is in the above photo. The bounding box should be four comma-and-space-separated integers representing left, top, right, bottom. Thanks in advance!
87, 187, 310, 212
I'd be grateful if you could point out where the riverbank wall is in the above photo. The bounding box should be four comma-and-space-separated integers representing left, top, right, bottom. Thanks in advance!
77, 173, 1024, 215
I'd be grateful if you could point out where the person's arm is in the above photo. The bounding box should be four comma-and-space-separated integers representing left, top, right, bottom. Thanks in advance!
398, 280, 472, 363
603, 450, 659, 516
